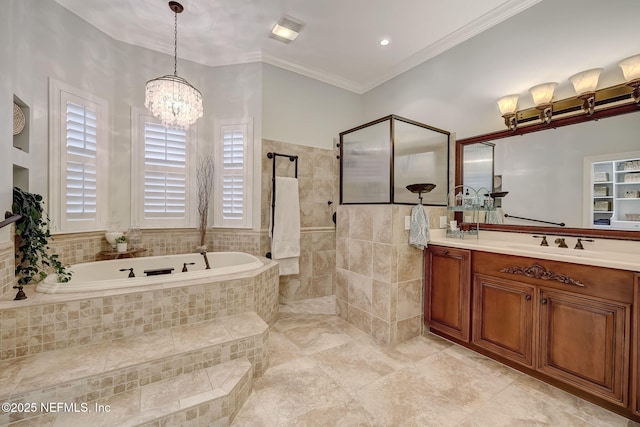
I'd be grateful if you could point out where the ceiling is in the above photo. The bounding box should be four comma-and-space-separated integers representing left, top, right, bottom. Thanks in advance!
52, 0, 540, 94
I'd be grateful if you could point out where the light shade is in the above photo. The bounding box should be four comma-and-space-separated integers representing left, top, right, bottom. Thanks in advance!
529, 82, 558, 106
569, 68, 603, 95
619, 54, 640, 82
145, 75, 203, 130
497, 94, 519, 115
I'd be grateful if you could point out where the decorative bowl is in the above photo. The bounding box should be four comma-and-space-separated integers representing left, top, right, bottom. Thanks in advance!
105, 231, 123, 249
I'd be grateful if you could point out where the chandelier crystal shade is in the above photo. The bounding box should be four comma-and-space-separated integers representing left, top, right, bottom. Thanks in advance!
145, 1, 203, 130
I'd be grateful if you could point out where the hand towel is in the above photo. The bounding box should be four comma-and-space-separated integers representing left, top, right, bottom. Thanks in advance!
269, 177, 301, 275
409, 204, 430, 250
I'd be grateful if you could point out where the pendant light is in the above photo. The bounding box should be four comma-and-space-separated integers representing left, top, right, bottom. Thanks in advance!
144, 1, 203, 130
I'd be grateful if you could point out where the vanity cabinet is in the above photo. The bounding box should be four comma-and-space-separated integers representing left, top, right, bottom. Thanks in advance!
634, 274, 640, 416
537, 288, 629, 405
472, 275, 534, 367
424, 246, 470, 342
426, 248, 636, 415
473, 251, 632, 406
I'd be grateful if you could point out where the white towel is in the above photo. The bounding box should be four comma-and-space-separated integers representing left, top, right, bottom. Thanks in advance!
269, 177, 301, 275
409, 204, 430, 250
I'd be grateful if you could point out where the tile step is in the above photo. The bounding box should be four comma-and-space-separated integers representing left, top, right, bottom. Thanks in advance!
8, 358, 253, 427
0, 312, 267, 426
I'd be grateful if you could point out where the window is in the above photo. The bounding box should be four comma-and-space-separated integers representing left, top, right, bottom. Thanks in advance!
131, 109, 197, 228
49, 79, 108, 232
214, 119, 253, 228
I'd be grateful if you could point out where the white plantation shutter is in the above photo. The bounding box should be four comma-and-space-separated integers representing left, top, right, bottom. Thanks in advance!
143, 123, 187, 219
65, 102, 98, 219
222, 128, 245, 219
49, 79, 108, 233
214, 119, 253, 228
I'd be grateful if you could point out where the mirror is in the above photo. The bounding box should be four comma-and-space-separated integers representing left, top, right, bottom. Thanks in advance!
458, 110, 640, 237
340, 115, 450, 205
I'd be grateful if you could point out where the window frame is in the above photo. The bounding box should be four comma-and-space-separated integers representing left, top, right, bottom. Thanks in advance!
131, 107, 197, 229
48, 78, 109, 233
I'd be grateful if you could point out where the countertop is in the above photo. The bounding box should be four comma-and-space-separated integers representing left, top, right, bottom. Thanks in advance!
427, 229, 640, 272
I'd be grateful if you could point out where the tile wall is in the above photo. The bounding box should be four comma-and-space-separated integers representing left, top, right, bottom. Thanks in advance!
261, 139, 339, 303
0, 243, 14, 296
336, 204, 446, 344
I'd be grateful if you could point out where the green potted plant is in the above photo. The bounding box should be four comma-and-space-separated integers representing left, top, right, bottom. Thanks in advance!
116, 235, 128, 253
12, 187, 71, 285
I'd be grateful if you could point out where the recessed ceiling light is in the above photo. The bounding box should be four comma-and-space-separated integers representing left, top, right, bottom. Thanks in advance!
379, 38, 390, 46
270, 15, 305, 44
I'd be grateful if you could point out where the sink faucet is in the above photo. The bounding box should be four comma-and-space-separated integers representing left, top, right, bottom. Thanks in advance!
554, 238, 568, 248
574, 238, 594, 250
533, 235, 549, 246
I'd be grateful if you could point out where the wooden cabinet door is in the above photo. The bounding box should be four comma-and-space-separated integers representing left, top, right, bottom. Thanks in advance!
472, 275, 535, 367
538, 288, 630, 406
424, 246, 471, 342
633, 274, 640, 416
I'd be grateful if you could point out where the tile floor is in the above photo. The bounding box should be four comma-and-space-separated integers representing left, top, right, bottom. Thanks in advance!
232, 296, 640, 427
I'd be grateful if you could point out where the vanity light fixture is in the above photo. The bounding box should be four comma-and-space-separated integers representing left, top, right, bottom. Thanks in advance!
619, 54, 640, 103
271, 15, 304, 43
496, 54, 640, 130
496, 94, 519, 131
569, 68, 602, 115
144, 1, 203, 130
529, 82, 557, 124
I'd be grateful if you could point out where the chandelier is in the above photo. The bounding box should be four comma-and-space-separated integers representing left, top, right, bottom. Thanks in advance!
145, 1, 203, 130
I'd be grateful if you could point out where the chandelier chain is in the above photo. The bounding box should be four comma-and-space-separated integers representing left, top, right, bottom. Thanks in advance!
173, 9, 178, 76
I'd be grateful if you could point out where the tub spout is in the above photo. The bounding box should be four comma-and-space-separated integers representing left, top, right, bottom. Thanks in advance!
200, 251, 211, 270
119, 268, 135, 278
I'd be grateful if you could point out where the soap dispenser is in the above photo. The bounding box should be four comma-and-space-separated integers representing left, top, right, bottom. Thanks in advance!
455, 192, 463, 207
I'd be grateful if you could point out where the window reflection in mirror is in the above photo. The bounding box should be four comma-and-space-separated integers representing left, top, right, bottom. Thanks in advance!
462, 142, 494, 194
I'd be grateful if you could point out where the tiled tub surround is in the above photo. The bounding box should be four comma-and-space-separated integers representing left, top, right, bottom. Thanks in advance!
0, 258, 279, 361
0, 260, 278, 425
0, 313, 264, 426
336, 204, 446, 345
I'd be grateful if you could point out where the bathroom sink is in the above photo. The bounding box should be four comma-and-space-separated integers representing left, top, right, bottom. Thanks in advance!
505, 244, 640, 263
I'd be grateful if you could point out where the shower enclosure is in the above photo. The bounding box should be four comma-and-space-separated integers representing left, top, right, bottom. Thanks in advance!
339, 115, 450, 205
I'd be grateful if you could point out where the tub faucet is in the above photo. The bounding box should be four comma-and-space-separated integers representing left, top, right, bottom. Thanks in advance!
533, 235, 548, 246
200, 250, 211, 270
119, 268, 135, 278
574, 238, 594, 250
554, 238, 568, 248
182, 262, 195, 272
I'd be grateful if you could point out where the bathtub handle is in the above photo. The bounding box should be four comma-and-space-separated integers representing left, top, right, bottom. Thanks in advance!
119, 268, 135, 278
182, 262, 195, 272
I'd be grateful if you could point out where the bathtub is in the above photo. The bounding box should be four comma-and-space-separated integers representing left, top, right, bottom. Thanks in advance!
36, 252, 264, 294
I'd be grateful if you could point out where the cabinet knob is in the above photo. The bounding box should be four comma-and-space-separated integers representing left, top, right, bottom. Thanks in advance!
443, 250, 449, 255
525, 294, 531, 301
541, 298, 548, 305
